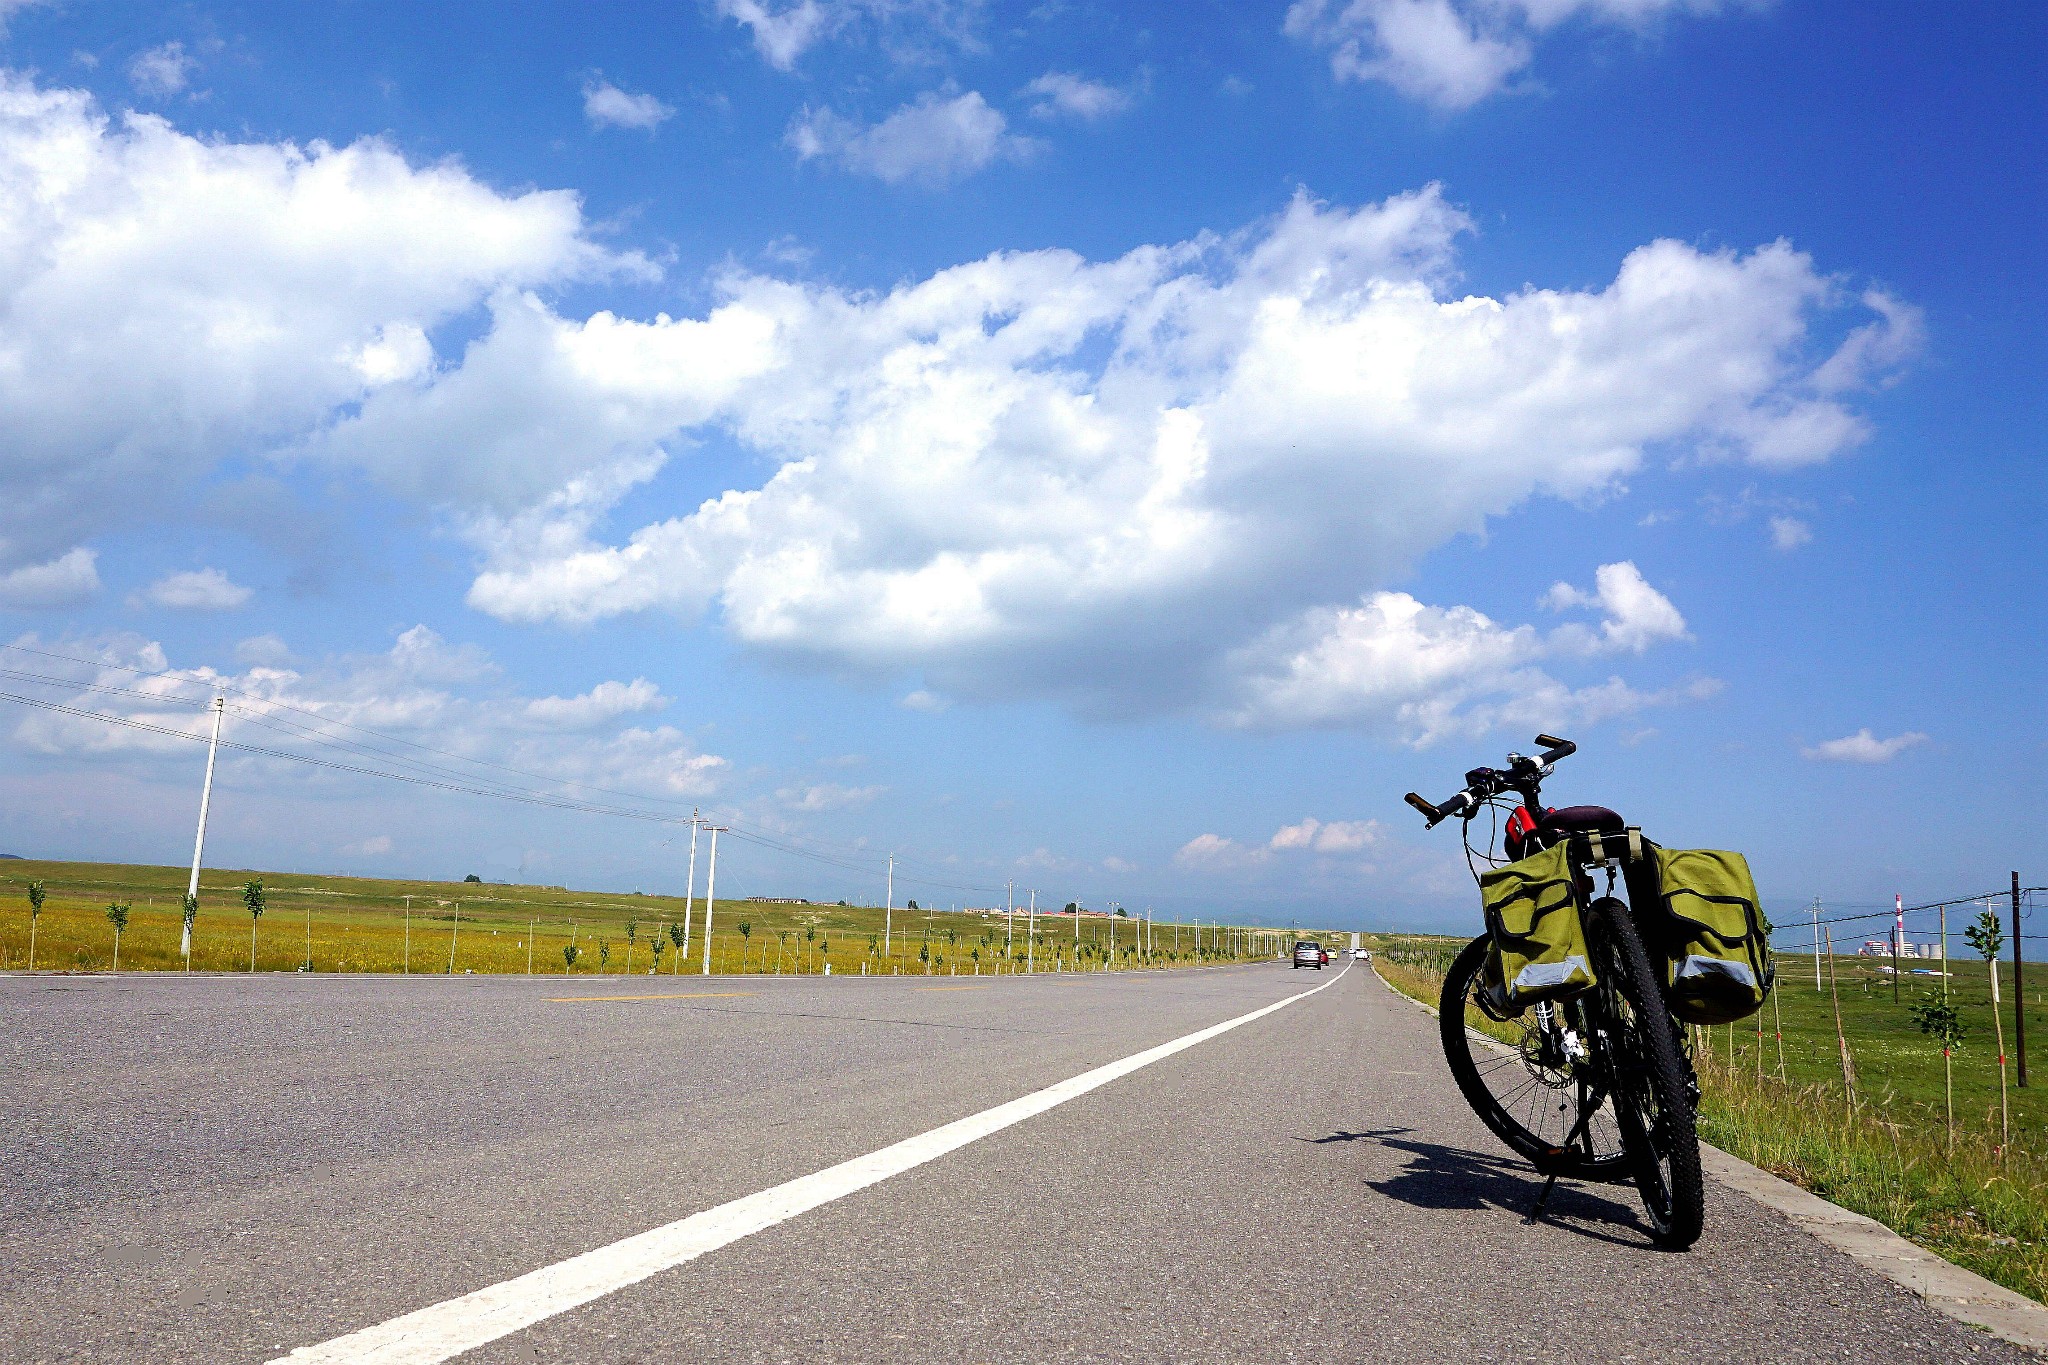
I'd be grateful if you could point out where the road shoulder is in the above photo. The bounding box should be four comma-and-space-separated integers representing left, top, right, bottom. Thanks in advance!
1369, 960, 2048, 1355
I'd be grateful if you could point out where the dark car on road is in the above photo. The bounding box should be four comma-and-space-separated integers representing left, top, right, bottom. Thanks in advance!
1292, 941, 1325, 969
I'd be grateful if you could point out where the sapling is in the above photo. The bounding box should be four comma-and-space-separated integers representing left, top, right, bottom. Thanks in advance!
625, 917, 639, 973
649, 935, 665, 972
562, 943, 580, 971
1909, 993, 1966, 1150
106, 902, 130, 971
668, 921, 684, 973
243, 879, 266, 972
598, 939, 610, 972
181, 893, 198, 972
1967, 906, 2011, 1149
26, 880, 44, 970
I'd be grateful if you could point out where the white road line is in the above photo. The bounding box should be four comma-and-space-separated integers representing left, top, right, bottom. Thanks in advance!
276, 966, 1351, 1365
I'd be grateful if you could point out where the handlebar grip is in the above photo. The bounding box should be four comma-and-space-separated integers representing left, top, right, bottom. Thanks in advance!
1407, 789, 1473, 828
1535, 733, 1577, 763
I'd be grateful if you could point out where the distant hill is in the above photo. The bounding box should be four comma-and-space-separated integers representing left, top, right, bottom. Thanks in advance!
0, 853, 22, 859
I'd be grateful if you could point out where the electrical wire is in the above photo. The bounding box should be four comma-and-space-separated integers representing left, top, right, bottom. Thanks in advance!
0, 680, 1013, 897
0, 641, 1021, 893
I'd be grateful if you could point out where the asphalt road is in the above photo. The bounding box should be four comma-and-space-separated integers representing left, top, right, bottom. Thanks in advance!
1, 961, 2025, 1363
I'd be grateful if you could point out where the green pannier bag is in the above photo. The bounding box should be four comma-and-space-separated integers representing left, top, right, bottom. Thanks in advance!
1653, 848, 1773, 1025
1479, 841, 1595, 1012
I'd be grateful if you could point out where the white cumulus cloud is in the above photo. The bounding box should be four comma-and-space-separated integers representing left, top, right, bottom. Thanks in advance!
1285, 0, 1736, 110
777, 781, 887, 811
713, 0, 982, 70
583, 79, 674, 131
1224, 566, 1714, 741
520, 678, 667, 728
0, 548, 100, 609
421, 186, 1901, 736
1022, 72, 1134, 121
1769, 515, 1812, 550
133, 567, 252, 611
1802, 728, 1927, 763
1269, 816, 1382, 852
788, 91, 1033, 185
715, 0, 837, 69
1175, 832, 1269, 870
0, 75, 632, 577
2, 628, 727, 798
127, 41, 194, 98
1542, 561, 1689, 653
0, 82, 1914, 740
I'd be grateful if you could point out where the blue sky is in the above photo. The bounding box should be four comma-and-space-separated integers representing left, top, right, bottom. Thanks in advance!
0, 0, 2039, 931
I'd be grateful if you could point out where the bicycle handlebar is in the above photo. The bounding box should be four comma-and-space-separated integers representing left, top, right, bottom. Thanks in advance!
1404, 734, 1575, 828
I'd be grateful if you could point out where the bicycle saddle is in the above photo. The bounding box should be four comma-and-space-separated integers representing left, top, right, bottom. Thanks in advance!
1538, 804, 1626, 835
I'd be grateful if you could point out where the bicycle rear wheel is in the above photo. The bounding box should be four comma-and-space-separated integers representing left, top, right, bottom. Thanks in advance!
1583, 896, 1704, 1249
1439, 934, 1628, 1179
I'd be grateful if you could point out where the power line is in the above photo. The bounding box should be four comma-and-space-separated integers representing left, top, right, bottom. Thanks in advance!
0, 640, 1013, 891
0, 684, 1011, 896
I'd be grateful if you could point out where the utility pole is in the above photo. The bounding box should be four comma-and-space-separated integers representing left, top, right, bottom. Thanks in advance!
182, 695, 225, 965
1812, 896, 1822, 992
681, 811, 700, 957
1892, 893, 1902, 1004
447, 900, 460, 974
1027, 889, 1036, 973
699, 825, 726, 975
885, 855, 894, 960
2015, 871, 2028, 1088
402, 895, 411, 974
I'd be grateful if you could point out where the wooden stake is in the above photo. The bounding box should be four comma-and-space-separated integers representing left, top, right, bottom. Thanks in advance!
1772, 977, 1787, 1081
1942, 903, 1954, 1154
1825, 927, 1856, 1112
1991, 949, 2011, 1153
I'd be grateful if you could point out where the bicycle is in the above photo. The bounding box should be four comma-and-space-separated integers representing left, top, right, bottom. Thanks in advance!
1403, 734, 1704, 1249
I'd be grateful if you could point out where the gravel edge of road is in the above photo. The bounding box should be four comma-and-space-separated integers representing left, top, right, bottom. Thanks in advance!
1367, 959, 2048, 1355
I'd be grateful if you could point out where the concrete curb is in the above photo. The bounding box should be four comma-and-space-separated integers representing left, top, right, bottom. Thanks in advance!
1366, 960, 2048, 1354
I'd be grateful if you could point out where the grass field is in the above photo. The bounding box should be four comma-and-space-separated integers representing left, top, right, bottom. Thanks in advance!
1367, 931, 2048, 1304
0, 859, 1305, 977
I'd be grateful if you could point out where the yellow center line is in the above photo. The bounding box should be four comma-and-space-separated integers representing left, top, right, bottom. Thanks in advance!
917, 985, 989, 992
546, 992, 758, 1003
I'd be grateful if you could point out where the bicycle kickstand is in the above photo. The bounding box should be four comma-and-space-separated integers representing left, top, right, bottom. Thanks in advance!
1526, 1088, 1605, 1224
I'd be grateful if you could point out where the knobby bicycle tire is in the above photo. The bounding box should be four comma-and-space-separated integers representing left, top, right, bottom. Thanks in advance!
1438, 934, 1629, 1180
1584, 895, 1705, 1249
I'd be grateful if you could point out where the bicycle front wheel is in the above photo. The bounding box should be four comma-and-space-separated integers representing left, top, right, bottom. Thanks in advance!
1584, 896, 1704, 1249
1439, 934, 1629, 1179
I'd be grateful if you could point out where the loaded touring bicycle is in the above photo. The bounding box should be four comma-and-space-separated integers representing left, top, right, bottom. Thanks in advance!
1403, 735, 1773, 1249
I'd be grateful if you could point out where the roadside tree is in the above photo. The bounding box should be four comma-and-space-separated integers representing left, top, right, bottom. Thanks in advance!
26, 880, 44, 970
106, 902, 130, 970
243, 879, 266, 971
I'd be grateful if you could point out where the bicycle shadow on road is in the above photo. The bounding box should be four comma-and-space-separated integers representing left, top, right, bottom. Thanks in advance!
1303, 1127, 1653, 1249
